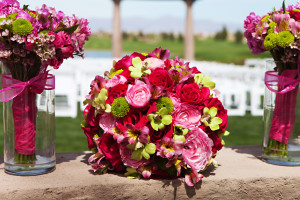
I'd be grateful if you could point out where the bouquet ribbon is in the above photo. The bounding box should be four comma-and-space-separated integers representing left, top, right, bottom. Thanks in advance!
0, 71, 55, 102
264, 64, 300, 145
0, 71, 55, 155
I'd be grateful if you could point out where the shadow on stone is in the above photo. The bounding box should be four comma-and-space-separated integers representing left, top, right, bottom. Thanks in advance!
56, 152, 86, 164
228, 145, 261, 159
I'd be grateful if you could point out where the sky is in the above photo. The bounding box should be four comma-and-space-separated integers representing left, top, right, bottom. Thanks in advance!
17, 0, 300, 30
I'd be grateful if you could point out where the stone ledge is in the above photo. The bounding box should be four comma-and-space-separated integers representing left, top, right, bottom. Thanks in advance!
0, 146, 300, 200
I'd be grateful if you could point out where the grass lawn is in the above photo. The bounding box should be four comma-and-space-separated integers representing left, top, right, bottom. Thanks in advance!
84, 35, 271, 65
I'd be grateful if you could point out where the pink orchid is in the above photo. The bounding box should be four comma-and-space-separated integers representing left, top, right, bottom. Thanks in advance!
106, 74, 127, 88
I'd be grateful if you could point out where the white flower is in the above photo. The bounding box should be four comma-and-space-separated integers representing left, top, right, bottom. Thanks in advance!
2, 29, 9, 36
11, 34, 19, 41
27, 34, 36, 43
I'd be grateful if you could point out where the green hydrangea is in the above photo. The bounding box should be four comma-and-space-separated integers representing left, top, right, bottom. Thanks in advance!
277, 31, 294, 48
111, 97, 130, 118
157, 97, 174, 114
12, 18, 33, 36
264, 33, 278, 50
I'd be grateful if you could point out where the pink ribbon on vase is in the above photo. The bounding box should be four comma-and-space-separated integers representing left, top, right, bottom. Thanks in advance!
0, 71, 55, 102
264, 64, 300, 145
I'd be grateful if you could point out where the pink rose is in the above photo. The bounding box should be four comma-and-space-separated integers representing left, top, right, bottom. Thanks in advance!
125, 80, 151, 108
53, 31, 71, 48
143, 57, 165, 70
105, 75, 127, 88
182, 127, 213, 172
172, 103, 201, 128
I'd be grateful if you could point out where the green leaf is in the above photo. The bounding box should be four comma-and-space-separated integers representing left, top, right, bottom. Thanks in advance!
282, 0, 286, 14
142, 149, 150, 160
131, 149, 143, 161
56, 24, 79, 34
162, 115, 172, 125
22, 5, 29, 11
145, 143, 156, 155
208, 107, 218, 117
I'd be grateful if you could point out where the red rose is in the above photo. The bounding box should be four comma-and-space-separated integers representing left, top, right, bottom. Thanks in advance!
114, 52, 147, 70
82, 105, 101, 150
61, 45, 74, 58
98, 133, 124, 171
176, 83, 210, 105
208, 132, 223, 155
106, 84, 128, 104
205, 98, 228, 133
290, 11, 300, 21
149, 68, 174, 91
149, 124, 173, 144
116, 109, 148, 132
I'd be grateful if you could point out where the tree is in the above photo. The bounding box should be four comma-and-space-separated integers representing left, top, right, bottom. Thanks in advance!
234, 30, 243, 43
214, 26, 228, 41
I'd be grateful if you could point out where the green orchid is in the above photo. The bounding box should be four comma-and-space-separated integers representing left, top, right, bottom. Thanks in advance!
173, 125, 189, 142
129, 57, 151, 78
83, 88, 111, 114
127, 140, 156, 161
194, 73, 215, 90
201, 107, 222, 131
124, 167, 140, 179
147, 107, 172, 131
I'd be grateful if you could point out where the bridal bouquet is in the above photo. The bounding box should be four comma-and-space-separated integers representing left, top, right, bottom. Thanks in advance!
244, 1, 300, 157
82, 47, 229, 186
0, 0, 91, 163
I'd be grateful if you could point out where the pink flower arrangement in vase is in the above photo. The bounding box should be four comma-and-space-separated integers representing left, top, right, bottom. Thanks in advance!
0, 0, 91, 174
244, 1, 300, 165
82, 47, 229, 186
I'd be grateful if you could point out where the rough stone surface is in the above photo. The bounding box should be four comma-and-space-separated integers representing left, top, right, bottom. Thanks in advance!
0, 146, 300, 199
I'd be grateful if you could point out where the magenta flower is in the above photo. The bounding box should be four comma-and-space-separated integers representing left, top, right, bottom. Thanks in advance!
105, 74, 127, 88
182, 127, 213, 172
156, 137, 183, 159
119, 142, 149, 169
143, 57, 165, 70
99, 112, 117, 135
124, 124, 149, 144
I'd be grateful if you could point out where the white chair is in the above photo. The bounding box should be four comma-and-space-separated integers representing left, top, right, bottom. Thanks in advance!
53, 67, 78, 118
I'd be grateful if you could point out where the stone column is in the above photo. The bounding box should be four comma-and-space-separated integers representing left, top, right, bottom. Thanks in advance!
184, 0, 195, 60
112, 0, 122, 58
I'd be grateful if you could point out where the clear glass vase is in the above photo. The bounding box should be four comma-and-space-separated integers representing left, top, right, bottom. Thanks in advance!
262, 60, 300, 166
1, 61, 56, 175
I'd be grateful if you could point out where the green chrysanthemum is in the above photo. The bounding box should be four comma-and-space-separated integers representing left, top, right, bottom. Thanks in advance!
12, 18, 33, 36
157, 97, 174, 114
267, 21, 277, 34
111, 97, 130, 118
264, 33, 278, 50
277, 31, 294, 48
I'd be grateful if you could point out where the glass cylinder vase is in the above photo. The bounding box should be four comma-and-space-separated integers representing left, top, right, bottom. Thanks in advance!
1, 61, 56, 175
262, 60, 300, 166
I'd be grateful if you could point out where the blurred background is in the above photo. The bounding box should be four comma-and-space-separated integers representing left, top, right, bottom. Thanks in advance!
1, 0, 298, 154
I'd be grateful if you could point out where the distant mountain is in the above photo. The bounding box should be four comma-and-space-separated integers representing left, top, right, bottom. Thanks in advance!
88, 16, 243, 34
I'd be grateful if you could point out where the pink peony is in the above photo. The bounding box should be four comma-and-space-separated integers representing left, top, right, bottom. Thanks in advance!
105, 74, 127, 88
125, 79, 151, 108
182, 127, 213, 172
172, 103, 201, 128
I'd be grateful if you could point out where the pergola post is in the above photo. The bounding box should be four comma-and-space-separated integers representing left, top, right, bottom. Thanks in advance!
184, 0, 195, 60
112, 0, 122, 58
